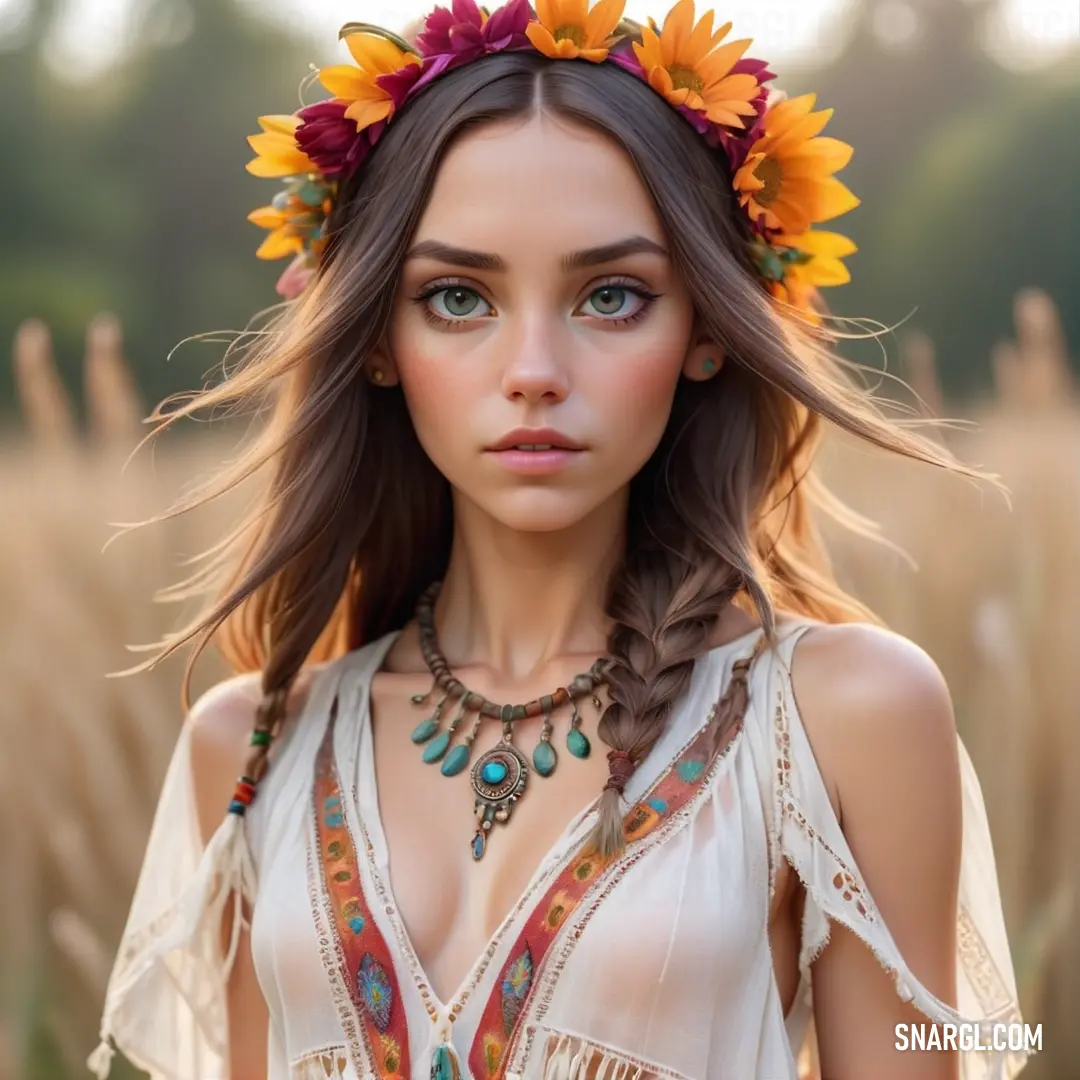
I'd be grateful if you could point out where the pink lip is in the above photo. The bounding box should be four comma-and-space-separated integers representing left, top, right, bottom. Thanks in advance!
486, 427, 585, 452
487, 447, 583, 475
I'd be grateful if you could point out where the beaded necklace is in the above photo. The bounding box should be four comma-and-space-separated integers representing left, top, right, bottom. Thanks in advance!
409, 581, 610, 860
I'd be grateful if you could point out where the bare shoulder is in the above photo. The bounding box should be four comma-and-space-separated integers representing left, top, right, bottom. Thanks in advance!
187, 665, 326, 844
787, 622, 959, 819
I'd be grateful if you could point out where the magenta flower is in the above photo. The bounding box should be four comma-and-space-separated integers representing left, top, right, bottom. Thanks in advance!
296, 99, 384, 176
374, 60, 429, 110
415, 0, 533, 66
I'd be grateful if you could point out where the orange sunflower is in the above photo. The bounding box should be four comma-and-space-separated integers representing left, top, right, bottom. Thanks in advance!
525, 0, 626, 62
733, 93, 859, 236
319, 30, 421, 131
631, 0, 761, 128
245, 115, 315, 179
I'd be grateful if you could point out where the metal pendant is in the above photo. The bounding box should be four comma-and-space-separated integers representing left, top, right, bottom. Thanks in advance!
470, 739, 529, 860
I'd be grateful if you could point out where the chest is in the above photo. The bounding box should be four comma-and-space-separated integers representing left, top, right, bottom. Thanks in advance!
368, 670, 617, 1004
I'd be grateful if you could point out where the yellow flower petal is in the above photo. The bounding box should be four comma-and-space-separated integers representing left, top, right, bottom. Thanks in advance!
768, 108, 834, 156
805, 177, 860, 222
695, 36, 752, 82
790, 230, 858, 258
257, 114, 301, 137
584, 0, 625, 42
525, 21, 562, 57
661, 0, 695, 65
247, 206, 286, 230
763, 93, 816, 133
245, 132, 314, 178
344, 32, 415, 75
535, 0, 558, 26
765, 197, 810, 234
256, 228, 303, 260
246, 157, 296, 179
344, 96, 394, 129
318, 64, 371, 100
809, 258, 851, 286
786, 136, 853, 172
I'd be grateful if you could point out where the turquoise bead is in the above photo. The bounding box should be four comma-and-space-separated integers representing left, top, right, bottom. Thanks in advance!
677, 758, 705, 783
422, 731, 451, 763
441, 744, 471, 777
533, 740, 557, 777
566, 728, 591, 759
431, 1042, 462, 1080
298, 180, 325, 207
480, 760, 508, 785
411, 717, 439, 743
472, 831, 486, 860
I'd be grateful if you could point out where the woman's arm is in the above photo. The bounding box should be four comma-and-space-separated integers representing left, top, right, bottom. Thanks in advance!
188, 678, 273, 1080
791, 624, 964, 1080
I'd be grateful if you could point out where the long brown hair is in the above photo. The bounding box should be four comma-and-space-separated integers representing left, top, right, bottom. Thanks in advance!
114, 49, 997, 855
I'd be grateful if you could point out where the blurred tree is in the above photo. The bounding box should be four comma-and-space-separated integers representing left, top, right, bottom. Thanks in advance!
783, 0, 1078, 395
0, 0, 313, 427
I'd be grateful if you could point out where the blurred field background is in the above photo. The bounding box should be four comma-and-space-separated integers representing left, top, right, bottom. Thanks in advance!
0, 0, 1077, 1077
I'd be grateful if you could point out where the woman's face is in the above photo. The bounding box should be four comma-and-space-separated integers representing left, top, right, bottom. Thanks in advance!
382, 112, 714, 535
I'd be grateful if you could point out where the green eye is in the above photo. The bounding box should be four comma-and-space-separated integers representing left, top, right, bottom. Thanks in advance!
589, 286, 630, 316
431, 286, 487, 319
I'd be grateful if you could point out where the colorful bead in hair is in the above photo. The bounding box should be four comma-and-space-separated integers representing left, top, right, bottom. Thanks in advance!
244, 0, 859, 314
228, 686, 290, 816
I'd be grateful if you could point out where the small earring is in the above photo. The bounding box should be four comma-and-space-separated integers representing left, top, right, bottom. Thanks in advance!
702, 358, 718, 376
371, 368, 385, 384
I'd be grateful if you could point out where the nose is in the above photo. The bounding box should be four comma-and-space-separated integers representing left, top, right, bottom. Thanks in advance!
499, 322, 571, 405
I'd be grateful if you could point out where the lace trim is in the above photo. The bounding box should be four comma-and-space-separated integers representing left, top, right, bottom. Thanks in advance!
508, 1026, 694, 1080
774, 686, 878, 924
957, 905, 1023, 1021
290, 1045, 351, 1079
772, 659, 1028, 1059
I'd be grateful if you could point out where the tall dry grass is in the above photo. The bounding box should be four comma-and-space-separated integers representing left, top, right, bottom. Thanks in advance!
1, 293, 1077, 1079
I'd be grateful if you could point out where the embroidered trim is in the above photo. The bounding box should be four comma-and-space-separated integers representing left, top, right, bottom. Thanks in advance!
310, 694, 411, 1080
498, 668, 756, 1079
307, 838, 372, 1075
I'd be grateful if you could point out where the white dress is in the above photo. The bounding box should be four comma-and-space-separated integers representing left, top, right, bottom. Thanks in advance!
89, 619, 1028, 1080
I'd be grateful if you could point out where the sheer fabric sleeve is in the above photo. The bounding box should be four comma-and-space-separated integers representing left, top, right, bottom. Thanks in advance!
769, 626, 1030, 1080
87, 695, 256, 1080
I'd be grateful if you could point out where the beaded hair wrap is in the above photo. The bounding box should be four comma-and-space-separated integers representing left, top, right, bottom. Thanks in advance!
244, 0, 861, 314
227, 685, 289, 815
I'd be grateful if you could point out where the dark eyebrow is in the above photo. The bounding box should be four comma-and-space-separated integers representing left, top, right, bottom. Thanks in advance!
403, 235, 669, 272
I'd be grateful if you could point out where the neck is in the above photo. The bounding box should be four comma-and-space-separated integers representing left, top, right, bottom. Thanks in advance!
434, 490, 628, 679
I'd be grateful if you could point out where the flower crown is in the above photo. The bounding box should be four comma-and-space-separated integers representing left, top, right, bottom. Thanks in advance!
246, 0, 859, 313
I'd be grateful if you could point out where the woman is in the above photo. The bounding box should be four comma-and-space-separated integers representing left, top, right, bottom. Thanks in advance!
89, 2, 1027, 1078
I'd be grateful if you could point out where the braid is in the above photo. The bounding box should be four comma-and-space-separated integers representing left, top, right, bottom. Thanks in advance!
225, 681, 293, 818
588, 553, 749, 859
